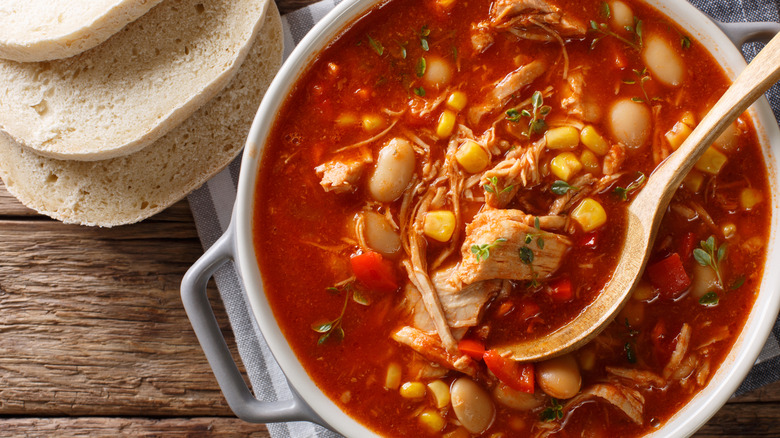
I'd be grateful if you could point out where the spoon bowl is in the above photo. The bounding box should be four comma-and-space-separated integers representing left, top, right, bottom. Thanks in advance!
499, 31, 780, 362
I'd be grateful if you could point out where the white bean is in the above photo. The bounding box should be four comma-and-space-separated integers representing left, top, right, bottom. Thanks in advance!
690, 262, 720, 299
609, 1, 634, 29
423, 56, 453, 89
368, 138, 415, 202
713, 122, 740, 153
536, 354, 582, 400
642, 35, 684, 87
493, 383, 544, 411
362, 211, 401, 257
450, 378, 495, 434
609, 98, 651, 149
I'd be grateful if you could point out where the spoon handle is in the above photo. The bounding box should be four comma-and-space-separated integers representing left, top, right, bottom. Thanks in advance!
635, 32, 780, 219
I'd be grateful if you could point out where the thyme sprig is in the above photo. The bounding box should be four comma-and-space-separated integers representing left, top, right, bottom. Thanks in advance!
471, 238, 507, 262
311, 281, 369, 345
693, 235, 726, 289
589, 15, 643, 51
506, 91, 551, 137
483, 176, 513, 195
540, 398, 564, 422
614, 171, 646, 201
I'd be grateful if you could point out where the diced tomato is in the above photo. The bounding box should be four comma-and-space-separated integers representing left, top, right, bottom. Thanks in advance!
577, 231, 599, 249
548, 278, 573, 303
679, 232, 697, 261
483, 350, 535, 393
458, 339, 486, 361
516, 299, 541, 321
651, 320, 676, 366
645, 253, 691, 299
350, 251, 398, 293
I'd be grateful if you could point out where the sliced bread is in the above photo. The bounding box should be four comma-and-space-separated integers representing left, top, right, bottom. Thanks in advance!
0, 0, 164, 62
0, 0, 270, 161
0, 2, 283, 227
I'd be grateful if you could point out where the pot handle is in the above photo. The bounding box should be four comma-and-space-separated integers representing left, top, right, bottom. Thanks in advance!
181, 227, 323, 425
715, 20, 780, 46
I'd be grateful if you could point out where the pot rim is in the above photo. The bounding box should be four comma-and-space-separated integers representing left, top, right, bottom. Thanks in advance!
233, 1, 780, 436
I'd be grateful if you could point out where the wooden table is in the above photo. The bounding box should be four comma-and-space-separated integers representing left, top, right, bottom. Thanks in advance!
1, 1, 780, 436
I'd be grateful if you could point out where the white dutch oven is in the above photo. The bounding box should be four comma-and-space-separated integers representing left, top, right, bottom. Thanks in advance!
181, 1, 780, 436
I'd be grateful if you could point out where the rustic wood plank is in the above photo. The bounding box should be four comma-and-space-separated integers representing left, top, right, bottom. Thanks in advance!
0, 218, 239, 416
695, 402, 780, 436
0, 417, 269, 437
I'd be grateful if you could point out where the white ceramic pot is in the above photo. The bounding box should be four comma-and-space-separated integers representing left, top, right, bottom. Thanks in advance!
181, 1, 780, 436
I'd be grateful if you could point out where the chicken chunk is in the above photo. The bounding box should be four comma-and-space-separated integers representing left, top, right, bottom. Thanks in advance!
457, 209, 571, 285
392, 326, 480, 377
490, 0, 586, 40
403, 266, 503, 333
468, 60, 546, 125
315, 153, 373, 193
482, 137, 546, 208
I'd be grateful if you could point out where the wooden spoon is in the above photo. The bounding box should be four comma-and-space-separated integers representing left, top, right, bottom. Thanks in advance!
499, 32, 780, 362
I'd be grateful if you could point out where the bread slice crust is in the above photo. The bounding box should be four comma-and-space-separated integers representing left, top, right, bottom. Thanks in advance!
0, 0, 270, 161
0, 0, 165, 62
0, 2, 283, 227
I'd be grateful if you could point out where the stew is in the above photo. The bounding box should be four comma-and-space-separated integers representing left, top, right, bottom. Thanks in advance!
254, 0, 770, 436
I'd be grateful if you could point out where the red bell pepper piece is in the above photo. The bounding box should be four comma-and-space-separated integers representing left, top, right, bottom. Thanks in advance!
350, 251, 398, 293
457, 339, 486, 361
548, 278, 573, 303
679, 232, 697, 261
483, 350, 535, 393
645, 253, 691, 299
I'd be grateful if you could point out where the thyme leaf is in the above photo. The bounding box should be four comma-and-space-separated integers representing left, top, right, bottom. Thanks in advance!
693, 235, 725, 289
519, 246, 535, 265
471, 238, 507, 262
540, 398, 564, 422
367, 35, 384, 56
551, 180, 578, 195
699, 291, 719, 307
614, 171, 646, 200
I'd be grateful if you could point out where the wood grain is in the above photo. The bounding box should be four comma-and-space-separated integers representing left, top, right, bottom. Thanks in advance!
0, 418, 269, 437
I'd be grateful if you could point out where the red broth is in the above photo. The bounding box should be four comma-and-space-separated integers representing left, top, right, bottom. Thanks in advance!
254, 0, 770, 436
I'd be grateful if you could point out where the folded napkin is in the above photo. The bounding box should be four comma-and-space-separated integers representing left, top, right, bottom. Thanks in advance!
187, 1, 780, 436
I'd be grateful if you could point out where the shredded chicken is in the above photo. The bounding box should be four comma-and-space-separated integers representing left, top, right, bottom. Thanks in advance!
489, 0, 587, 41
663, 323, 692, 379
565, 383, 645, 425
457, 209, 571, 285
607, 367, 666, 388
603, 143, 627, 175
468, 60, 547, 124
315, 151, 373, 193
391, 326, 479, 377
482, 137, 547, 208
549, 173, 622, 216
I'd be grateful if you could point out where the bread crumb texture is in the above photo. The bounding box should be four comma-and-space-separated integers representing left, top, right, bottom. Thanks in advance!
0, 0, 165, 62
0, 3, 283, 227
0, 0, 269, 160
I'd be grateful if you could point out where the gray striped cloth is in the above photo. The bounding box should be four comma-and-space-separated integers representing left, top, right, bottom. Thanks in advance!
187, 1, 780, 436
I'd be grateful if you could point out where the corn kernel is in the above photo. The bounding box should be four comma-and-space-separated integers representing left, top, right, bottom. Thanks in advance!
400, 381, 426, 399
694, 146, 728, 175
436, 0, 456, 8
446, 91, 468, 111
336, 113, 358, 127
632, 280, 656, 301
681, 111, 696, 128
580, 149, 600, 174
571, 198, 607, 232
545, 126, 580, 150
362, 114, 384, 132
740, 187, 763, 210
682, 170, 704, 193
385, 363, 402, 390
665, 121, 693, 150
455, 140, 490, 173
550, 152, 583, 181
580, 125, 610, 155
436, 110, 457, 138
443, 428, 471, 438
423, 210, 456, 242
419, 409, 446, 432
578, 349, 596, 372
427, 380, 450, 409
723, 223, 737, 239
